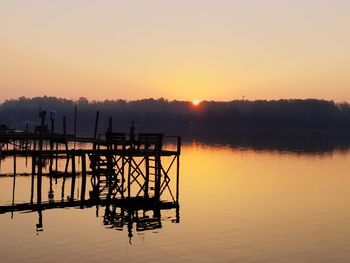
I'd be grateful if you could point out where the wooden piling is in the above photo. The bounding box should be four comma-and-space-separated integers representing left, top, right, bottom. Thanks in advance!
48, 173, 54, 200
37, 110, 46, 206
55, 141, 59, 175
93, 111, 100, 150
11, 152, 17, 218
176, 136, 181, 205
127, 156, 131, 199
61, 159, 67, 201
50, 117, 55, 151
80, 154, 87, 202
63, 115, 68, 151
70, 151, 76, 200
30, 154, 35, 204
37, 166, 42, 206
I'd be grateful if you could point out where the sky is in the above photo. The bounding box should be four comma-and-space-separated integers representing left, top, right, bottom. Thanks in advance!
0, 0, 350, 102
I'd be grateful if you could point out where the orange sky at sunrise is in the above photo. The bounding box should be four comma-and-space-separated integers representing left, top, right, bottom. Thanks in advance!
0, 0, 350, 102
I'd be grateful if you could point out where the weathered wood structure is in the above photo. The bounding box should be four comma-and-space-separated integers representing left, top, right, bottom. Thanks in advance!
0, 110, 181, 238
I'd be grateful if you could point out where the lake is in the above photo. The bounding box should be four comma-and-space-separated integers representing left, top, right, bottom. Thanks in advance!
1, 142, 350, 262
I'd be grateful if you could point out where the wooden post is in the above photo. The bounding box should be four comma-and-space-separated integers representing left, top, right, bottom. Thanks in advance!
50, 118, 55, 151
93, 111, 100, 150
36, 209, 43, 232
176, 136, 181, 205
70, 151, 76, 200
64, 155, 70, 173
49, 151, 53, 178
61, 176, 66, 201
63, 115, 68, 151
107, 117, 114, 197
31, 154, 35, 205
177, 136, 181, 155
37, 110, 46, 206
176, 205, 180, 223
127, 156, 131, 198
61, 157, 67, 201
49, 120, 54, 202
37, 163, 42, 206
48, 172, 54, 201
80, 154, 87, 203
55, 141, 59, 174
13, 153, 17, 176
11, 152, 17, 218
90, 111, 100, 200
74, 105, 77, 149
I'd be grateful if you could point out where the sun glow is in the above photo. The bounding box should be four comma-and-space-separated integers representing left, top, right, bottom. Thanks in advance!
192, 99, 201, 106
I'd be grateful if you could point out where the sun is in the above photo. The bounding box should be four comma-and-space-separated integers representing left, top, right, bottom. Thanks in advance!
192, 99, 201, 106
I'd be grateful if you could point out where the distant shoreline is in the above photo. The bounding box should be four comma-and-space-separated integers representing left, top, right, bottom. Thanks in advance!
1, 97, 350, 154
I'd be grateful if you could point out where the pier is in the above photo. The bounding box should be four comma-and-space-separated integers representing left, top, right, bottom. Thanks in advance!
0, 110, 181, 238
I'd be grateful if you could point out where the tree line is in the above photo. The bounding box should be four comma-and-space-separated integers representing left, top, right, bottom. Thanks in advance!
1, 96, 350, 135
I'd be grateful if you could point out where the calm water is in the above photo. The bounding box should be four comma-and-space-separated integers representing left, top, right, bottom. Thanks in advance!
1, 143, 350, 262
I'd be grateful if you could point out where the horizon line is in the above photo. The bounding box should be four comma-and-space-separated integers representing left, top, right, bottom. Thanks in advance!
0, 95, 348, 104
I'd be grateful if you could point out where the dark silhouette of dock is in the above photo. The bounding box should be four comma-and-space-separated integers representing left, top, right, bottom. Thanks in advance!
0, 110, 181, 239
